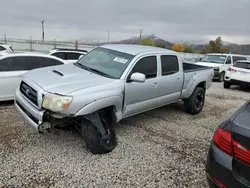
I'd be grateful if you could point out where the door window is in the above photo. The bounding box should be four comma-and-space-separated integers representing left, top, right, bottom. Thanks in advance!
66, 52, 81, 60
232, 56, 247, 64
131, 56, 157, 79
161, 55, 179, 76
0, 56, 29, 71
30, 57, 64, 69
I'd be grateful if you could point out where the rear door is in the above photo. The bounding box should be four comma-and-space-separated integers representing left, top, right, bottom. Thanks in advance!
157, 55, 183, 105
0, 56, 29, 100
230, 61, 250, 82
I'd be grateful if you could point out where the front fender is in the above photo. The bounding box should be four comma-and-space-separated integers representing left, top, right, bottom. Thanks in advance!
75, 96, 123, 122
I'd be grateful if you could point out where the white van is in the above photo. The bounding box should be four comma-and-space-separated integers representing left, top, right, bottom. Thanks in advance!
196, 53, 248, 82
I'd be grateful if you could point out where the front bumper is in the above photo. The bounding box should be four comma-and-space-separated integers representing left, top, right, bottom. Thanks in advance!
15, 89, 45, 132
213, 70, 220, 79
206, 143, 249, 188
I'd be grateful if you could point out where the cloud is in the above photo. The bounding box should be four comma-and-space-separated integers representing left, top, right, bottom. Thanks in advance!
0, 0, 249, 44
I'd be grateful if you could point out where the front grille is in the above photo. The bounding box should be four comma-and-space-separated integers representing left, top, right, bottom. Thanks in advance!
20, 81, 38, 106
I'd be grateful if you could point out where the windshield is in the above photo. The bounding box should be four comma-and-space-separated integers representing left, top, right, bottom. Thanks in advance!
201, 55, 226, 64
75, 47, 134, 79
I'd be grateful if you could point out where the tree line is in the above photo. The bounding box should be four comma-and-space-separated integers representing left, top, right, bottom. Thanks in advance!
140, 36, 229, 54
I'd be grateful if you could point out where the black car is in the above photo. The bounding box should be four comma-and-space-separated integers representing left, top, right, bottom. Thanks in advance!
206, 100, 250, 188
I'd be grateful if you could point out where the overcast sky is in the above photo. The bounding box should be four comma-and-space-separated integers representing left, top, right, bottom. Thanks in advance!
0, 0, 249, 44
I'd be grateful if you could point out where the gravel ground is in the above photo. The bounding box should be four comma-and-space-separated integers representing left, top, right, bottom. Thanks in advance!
0, 83, 249, 188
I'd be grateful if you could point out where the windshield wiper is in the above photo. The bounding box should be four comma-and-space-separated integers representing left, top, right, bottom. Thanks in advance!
87, 67, 116, 79
74, 62, 90, 71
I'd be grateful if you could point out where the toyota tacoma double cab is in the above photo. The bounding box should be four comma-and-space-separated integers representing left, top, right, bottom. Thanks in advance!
15, 44, 214, 154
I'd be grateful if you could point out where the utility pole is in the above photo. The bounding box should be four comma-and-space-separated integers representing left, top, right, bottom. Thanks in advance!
41, 20, 45, 42
108, 30, 110, 43
139, 28, 143, 44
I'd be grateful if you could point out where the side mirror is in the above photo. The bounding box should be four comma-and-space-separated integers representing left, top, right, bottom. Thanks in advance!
129, 72, 146, 83
79, 55, 84, 59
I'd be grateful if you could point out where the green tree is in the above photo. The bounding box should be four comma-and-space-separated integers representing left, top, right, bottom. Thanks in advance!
184, 46, 193, 53
201, 36, 229, 54
156, 42, 166, 48
141, 38, 155, 46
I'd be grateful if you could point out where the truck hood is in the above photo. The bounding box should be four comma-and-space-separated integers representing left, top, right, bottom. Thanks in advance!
23, 64, 116, 95
195, 62, 223, 68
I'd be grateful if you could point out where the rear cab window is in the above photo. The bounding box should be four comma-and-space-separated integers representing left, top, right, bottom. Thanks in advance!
160, 55, 179, 76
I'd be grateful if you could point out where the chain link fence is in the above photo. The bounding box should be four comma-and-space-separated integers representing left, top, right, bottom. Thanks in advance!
0, 38, 97, 53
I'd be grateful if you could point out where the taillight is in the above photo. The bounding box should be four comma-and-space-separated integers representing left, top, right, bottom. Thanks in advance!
213, 128, 250, 165
228, 67, 237, 72
233, 141, 250, 165
213, 128, 232, 155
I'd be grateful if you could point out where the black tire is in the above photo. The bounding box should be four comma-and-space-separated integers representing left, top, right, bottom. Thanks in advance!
80, 112, 117, 154
223, 81, 231, 89
184, 87, 205, 115
219, 72, 225, 82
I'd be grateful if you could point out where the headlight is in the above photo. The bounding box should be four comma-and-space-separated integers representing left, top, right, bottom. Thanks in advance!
214, 67, 219, 71
42, 93, 73, 112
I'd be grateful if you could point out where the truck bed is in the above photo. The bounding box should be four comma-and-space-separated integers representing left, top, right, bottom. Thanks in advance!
181, 62, 214, 99
183, 62, 211, 72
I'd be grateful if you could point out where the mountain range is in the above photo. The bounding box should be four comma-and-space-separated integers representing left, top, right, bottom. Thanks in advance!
93, 35, 250, 55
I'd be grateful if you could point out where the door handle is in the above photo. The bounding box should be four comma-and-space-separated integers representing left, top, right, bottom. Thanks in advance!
153, 82, 158, 88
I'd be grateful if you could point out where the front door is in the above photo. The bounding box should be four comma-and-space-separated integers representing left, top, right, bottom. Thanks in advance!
123, 55, 159, 117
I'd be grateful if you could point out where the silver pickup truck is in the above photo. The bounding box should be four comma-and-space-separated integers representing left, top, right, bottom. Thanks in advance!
15, 44, 214, 154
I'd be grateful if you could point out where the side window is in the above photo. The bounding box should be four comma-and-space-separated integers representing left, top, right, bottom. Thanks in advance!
30, 57, 64, 69
131, 56, 157, 79
0, 46, 6, 51
51, 52, 66, 60
225, 56, 231, 64
161, 55, 179, 75
66, 52, 81, 60
0, 56, 29, 71
232, 56, 247, 64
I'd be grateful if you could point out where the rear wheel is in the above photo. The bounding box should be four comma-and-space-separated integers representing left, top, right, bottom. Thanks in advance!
223, 81, 231, 89
219, 72, 225, 82
184, 87, 205, 115
80, 111, 117, 154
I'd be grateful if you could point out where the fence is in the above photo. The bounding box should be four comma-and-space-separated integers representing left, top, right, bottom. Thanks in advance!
0, 38, 205, 59
0, 38, 96, 53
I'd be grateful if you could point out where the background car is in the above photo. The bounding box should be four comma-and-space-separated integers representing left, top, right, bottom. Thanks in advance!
224, 60, 250, 89
183, 57, 201, 63
0, 43, 14, 53
196, 53, 248, 82
0, 53, 66, 101
49, 48, 88, 63
206, 100, 250, 188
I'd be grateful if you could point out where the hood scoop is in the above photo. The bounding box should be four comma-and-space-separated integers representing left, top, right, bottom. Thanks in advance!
51, 70, 64, 77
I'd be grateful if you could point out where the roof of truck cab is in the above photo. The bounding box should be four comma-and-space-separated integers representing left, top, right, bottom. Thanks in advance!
100, 44, 177, 55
